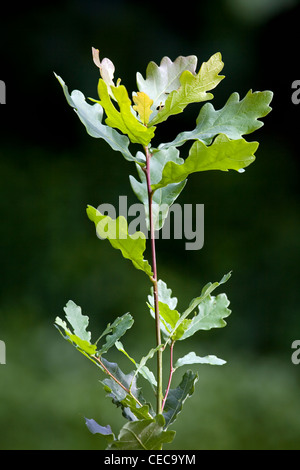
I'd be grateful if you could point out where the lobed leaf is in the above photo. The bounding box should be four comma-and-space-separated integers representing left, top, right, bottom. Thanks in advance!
152, 135, 258, 191
148, 279, 188, 340
97, 79, 155, 146
87, 205, 153, 278
167, 272, 231, 341
130, 147, 186, 231
136, 55, 198, 121
108, 414, 175, 450
174, 352, 226, 369
178, 293, 231, 341
149, 52, 225, 125
132, 91, 153, 125
163, 89, 273, 148
54, 301, 97, 356
97, 313, 134, 356
54, 74, 134, 162
63, 300, 91, 342
163, 371, 198, 428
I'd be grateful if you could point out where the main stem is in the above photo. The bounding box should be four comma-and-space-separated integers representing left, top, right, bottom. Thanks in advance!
144, 146, 163, 416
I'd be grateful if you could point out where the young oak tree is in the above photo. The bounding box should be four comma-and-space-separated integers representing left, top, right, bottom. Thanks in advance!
54, 49, 273, 450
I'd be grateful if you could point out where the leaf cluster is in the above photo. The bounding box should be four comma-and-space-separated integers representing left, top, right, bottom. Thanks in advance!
55, 270, 231, 449
54, 49, 273, 449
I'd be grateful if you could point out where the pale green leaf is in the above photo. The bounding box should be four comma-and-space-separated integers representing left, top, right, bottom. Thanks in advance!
179, 293, 231, 341
174, 352, 226, 369
163, 371, 198, 428
97, 313, 134, 356
63, 300, 91, 342
163, 89, 273, 148
130, 147, 186, 231
87, 205, 153, 277
152, 135, 258, 191
167, 272, 231, 342
149, 52, 225, 125
136, 55, 198, 121
97, 79, 155, 145
109, 414, 175, 450
54, 74, 134, 162
55, 320, 97, 356
54, 301, 97, 356
148, 279, 190, 340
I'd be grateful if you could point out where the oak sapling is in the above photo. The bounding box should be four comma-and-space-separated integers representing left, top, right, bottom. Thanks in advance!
54, 48, 273, 450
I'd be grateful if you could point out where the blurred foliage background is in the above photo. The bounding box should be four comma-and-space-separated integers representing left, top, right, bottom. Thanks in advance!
1, 0, 300, 450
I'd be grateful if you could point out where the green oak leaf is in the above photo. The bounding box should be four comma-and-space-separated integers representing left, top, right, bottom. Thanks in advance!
174, 352, 226, 369
54, 300, 97, 356
101, 358, 139, 403
149, 52, 225, 125
97, 79, 155, 146
129, 147, 186, 231
178, 292, 231, 341
108, 414, 175, 450
136, 55, 198, 122
54, 74, 134, 162
152, 135, 258, 191
87, 205, 153, 278
162, 89, 273, 148
96, 313, 134, 356
63, 300, 91, 342
163, 371, 198, 428
100, 358, 153, 421
148, 280, 181, 339
167, 272, 231, 341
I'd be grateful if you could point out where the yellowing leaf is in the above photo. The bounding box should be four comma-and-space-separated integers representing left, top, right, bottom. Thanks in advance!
132, 92, 153, 125
97, 79, 155, 146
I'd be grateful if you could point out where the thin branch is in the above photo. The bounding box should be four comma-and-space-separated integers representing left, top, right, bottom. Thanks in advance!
92, 354, 149, 414
162, 340, 175, 411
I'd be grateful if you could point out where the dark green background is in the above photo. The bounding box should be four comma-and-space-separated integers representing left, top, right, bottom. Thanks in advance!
1, 0, 300, 449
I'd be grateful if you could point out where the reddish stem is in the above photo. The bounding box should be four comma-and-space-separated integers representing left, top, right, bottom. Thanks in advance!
162, 340, 175, 411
